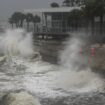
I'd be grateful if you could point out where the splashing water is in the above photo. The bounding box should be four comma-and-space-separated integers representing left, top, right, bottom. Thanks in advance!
56, 37, 104, 92
0, 29, 63, 98
0, 91, 41, 105
0, 29, 104, 101
0, 29, 34, 59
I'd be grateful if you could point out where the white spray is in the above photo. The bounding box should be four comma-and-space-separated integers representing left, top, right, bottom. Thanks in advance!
0, 29, 34, 60
0, 29, 104, 97
56, 37, 104, 92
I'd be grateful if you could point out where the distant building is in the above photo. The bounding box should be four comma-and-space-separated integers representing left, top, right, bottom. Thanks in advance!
24, 7, 81, 33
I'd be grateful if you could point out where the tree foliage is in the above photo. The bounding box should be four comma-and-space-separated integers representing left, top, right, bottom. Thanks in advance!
9, 12, 25, 28
62, 0, 85, 7
50, 2, 59, 7
9, 12, 41, 32
32, 15, 41, 32
68, 9, 83, 29
32, 15, 41, 23
83, 0, 105, 33
25, 13, 33, 23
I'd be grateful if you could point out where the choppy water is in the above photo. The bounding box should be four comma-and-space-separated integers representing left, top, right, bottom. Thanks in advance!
0, 29, 105, 105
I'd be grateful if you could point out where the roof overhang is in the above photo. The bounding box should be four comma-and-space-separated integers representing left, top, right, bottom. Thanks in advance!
24, 7, 81, 14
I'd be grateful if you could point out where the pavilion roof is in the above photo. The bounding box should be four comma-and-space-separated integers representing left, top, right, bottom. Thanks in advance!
24, 7, 81, 14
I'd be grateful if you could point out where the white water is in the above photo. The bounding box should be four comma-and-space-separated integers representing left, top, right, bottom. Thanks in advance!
0, 29, 104, 99
1, 92, 41, 105
0, 29, 34, 58
56, 37, 104, 92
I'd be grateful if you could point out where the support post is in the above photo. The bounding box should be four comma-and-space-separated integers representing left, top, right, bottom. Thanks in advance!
44, 13, 48, 32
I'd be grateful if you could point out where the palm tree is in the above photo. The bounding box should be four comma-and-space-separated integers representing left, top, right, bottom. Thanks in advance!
68, 9, 83, 30
8, 17, 14, 28
50, 2, 59, 7
25, 13, 33, 31
82, 0, 96, 34
32, 15, 41, 32
19, 13, 26, 28
62, 0, 75, 7
9, 12, 26, 28
83, 0, 105, 34
75, 0, 84, 6
10, 12, 21, 28
63, 0, 85, 6
62, 0, 70, 6
94, 0, 105, 34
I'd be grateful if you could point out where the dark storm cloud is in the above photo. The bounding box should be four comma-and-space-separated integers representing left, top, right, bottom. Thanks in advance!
0, 0, 62, 20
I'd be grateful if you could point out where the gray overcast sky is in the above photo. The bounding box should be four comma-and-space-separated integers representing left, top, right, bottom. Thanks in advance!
0, 0, 63, 21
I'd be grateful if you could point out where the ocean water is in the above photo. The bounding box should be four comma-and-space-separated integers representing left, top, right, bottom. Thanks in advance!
0, 28, 105, 105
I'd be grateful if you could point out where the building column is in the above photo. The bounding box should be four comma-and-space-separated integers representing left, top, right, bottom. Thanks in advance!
61, 13, 63, 32
44, 13, 48, 32
42, 12, 44, 32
